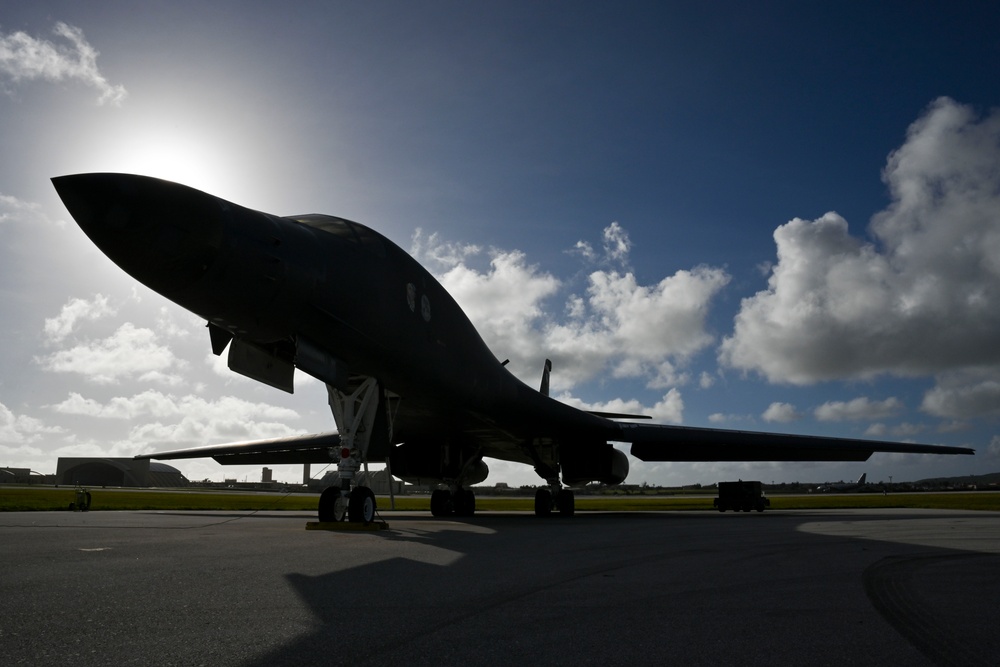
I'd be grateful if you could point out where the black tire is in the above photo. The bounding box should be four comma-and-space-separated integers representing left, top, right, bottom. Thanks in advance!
318, 487, 339, 522
534, 488, 552, 517
453, 489, 476, 516
557, 489, 575, 517
430, 489, 452, 516
348, 487, 376, 523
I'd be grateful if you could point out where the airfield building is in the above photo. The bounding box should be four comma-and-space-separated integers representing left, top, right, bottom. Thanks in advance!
56, 458, 189, 487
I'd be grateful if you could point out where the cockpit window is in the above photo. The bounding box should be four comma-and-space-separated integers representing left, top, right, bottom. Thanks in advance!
290, 215, 387, 258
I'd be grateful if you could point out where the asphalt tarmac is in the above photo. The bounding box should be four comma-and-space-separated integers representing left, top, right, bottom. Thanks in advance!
3, 507, 999, 666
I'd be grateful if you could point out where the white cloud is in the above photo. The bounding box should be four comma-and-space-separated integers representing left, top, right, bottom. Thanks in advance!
155, 307, 198, 339
49, 392, 304, 457
0, 22, 127, 104
989, 436, 1000, 459
814, 396, 903, 422
440, 248, 561, 357
920, 368, 1000, 419
709, 412, 750, 424
555, 388, 684, 424
865, 423, 887, 437
0, 401, 64, 444
43, 293, 117, 342
422, 223, 729, 392
38, 322, 183, 384
410, 228, 482, 270
0, 193, 53, 225
762, 401, 801, 423
568, 240, 596, 262
52, 389, 299, 422
564, 265, 729, 387
126, 414, 301, 453
567, 221, 632, 268
720, 98, 1000, 388
601, 221, 631, 266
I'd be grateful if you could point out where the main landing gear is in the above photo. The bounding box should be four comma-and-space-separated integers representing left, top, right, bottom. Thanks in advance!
319, 484, 376, 523
430, 487, 476, 517
534, 486, 575, 517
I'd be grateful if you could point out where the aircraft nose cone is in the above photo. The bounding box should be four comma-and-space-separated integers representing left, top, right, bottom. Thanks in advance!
51, 173, 225, 295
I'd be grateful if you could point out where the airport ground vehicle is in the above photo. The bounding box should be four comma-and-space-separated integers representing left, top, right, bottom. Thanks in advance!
714, 480, 769, 512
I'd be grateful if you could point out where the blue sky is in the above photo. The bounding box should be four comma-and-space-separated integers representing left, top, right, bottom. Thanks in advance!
2, 1, 1000, 487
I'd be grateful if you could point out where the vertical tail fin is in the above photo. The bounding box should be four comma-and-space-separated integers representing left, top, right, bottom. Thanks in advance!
539, 359, 552, 397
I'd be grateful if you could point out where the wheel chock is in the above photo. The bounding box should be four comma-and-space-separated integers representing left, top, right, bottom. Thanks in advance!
306, 520, 389, 531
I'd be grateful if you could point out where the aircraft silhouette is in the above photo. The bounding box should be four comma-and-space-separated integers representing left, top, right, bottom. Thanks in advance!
52, 174, 974, 521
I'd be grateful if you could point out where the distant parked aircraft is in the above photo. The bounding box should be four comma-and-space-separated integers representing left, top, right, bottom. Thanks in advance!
816, 473, 868, 492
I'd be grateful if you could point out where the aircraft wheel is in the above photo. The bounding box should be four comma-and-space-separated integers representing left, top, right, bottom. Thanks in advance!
318, 487, 340, 522
453, 488, 476, 516
348, 487, 377, 523
430, 489, 452, 516
534, 488, 552, 517
557, 489, 575, 517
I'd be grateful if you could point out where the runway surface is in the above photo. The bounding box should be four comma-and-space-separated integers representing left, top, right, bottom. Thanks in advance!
3, 507, 999, 666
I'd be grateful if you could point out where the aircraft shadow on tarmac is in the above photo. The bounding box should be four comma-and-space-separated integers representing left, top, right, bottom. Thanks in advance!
229, 512, 1000, 667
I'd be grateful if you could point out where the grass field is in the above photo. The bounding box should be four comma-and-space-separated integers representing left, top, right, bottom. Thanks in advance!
3, 486, 1000, 513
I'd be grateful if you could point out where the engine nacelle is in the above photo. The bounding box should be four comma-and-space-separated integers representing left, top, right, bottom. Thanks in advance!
389, 441, 489, 486
561, 444, 629, 487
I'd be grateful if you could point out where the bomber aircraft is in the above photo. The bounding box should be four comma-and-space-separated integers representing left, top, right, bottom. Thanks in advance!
52, 174, 974, 522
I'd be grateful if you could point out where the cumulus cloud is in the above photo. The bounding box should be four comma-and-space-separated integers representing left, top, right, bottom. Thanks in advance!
43, 293, 117, 342
419, 223, 729, 392
0, 401, 63, 444
556, 266, 729, 388
555, 388, 684, 424
0, 22, 127, 104
567, 221, 631, 268
411, 229, 482, 270
920, 368, 1000, 419
52, 389, 299, 422
708, 412, 749, 424
720, 98, 1000, 404
38, 322, 184, 384
440, 248, 561, 358
601, 222, 631, 266
989, 436, 1000, 459
698, 372, 715, 389
814, 396, 903, 422
50, 391, 304, 456
762, 401, 801, 423
124, 411, 302, 453
0, 193, 49, 225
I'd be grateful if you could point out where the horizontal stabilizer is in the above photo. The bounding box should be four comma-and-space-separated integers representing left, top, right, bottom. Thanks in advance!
587, 411, 652, 420
135, 432, 342, 465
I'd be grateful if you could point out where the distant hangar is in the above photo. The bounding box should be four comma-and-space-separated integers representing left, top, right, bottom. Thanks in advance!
56, 458, 188, 487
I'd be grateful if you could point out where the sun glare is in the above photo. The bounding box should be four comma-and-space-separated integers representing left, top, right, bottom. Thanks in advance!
100, 132, 237, 196
74, 110, 266, 206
